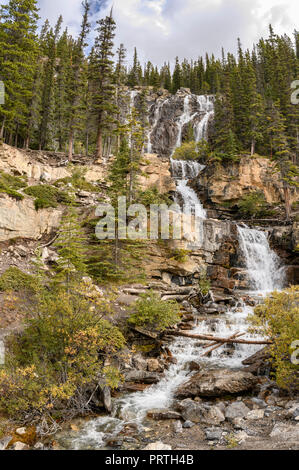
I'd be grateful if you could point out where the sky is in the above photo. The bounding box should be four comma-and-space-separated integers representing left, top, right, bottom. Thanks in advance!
13, 0, 299, 65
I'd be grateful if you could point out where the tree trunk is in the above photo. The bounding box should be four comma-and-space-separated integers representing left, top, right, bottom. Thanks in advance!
68, 129, 74, 162
283, 184, 291, 221
251, 139, 255, 156
0, 118, 5, 139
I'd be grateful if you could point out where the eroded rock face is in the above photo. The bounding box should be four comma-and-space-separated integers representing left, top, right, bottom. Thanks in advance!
0, 194, 62, 242
139, 154, 176, 194
174, 369, 257, 398
200, 156, 298, 207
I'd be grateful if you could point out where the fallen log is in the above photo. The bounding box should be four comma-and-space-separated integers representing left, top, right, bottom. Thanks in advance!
201, 332, 245, 357
167, 330, 272, 345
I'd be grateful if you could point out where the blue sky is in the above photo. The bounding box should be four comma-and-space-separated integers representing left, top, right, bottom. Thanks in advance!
6, 0, 299, 65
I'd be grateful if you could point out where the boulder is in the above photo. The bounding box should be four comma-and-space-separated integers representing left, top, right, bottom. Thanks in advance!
205, 428, 223, 441
225, 402, 250, 421
124, 370, 161, 384
0, 194, 62, 242
175, 369, 257, 399
270, 424, 299, 441
0, 436, 12, 451
246, 409, 265, 420
147, 409, 182, 420
143, 442, 172, 450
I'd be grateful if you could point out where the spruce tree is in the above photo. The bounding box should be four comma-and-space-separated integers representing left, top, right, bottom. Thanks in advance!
90, 9, 117, 161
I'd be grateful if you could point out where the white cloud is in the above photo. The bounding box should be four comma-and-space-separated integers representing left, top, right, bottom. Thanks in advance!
35, 0, 299, 65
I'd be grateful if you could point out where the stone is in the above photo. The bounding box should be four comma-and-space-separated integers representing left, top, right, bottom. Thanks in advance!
147, 359, 162, 372
0, 436, 12, 450
225, 402, 250, 421
287, 405, 299, 421
177, 399, 205, 423
246, 409, 265, 420
204, 406, 225, 425
175, 369, 257, 399
11, 441, 29, 451
0, 194, 62, 242
33, 442, 44, 450
235, 431, 248, 444
116, 294, 138, 306
124, 370, 161, 384
182, 421, 195, 429
205, 428, 223, 441
15, 427, 27, 436
132, 354, 148, 371
270, 424, 299, 441
232, 418, 247, 430
143, 442, 172, 450
147, 409, 182, 420
173, 421, 183, 433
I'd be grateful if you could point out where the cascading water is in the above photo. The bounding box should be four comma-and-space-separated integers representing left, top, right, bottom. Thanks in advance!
195, 96, 214, 142
237, 226, 286, 293
58, 91, 286, 451
171, 159, 207, 218
147, 99, 167, 154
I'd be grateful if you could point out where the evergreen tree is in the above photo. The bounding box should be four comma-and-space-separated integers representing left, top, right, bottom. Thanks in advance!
172, 57, 182, 93
90, 9, 116, 161
0, 0, 40, 144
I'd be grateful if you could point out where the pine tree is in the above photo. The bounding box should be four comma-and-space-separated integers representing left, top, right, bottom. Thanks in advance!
66, 0, 90, 160
90, 9, 117, 161
172, 57, 182, 93
0, 0, 40, 144
54, 206, 87, 288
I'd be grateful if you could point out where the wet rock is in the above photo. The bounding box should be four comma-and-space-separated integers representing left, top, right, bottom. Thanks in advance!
270, 424, 299, 441
147, 409, 182, 420
188, 361, 201, 372
143, 442, 172, 450
106, 438, 123, 448
246, 409, 265, 420
286, 405, 299, 421
147, 359, 162, 372
225, 402, 250, 421
175, 369, 257, 399
124, 370, 161, 384
242, 347, 271, 375
205, 428, 223, 441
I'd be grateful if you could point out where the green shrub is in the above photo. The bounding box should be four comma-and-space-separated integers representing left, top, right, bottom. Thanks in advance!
0, 267, 37, 292
0, 288, 125, 421
0, 172, 27, 200
24, 184, 72, 210
238, 191, 269, 218
172, 140, 209, 161
128, 291, 181, 332
137, 186, 171, 206
249, 287, 299, 392
55, 167, 99, 193
198, 267, 211, 296
170, 248, 190, 263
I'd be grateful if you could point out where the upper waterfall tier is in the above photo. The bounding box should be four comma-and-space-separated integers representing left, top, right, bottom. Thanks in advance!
125, 88, 214, 158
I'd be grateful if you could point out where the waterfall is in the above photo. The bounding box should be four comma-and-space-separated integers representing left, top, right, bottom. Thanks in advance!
195, 96, 214, 142
175, 95, 193, 149
147, 99, 166, 154
171, 159, 207, 218
237, 226, 286, 293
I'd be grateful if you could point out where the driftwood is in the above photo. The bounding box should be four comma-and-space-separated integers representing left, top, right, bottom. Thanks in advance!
167, 330, 272, 345
201, 332, 246, 357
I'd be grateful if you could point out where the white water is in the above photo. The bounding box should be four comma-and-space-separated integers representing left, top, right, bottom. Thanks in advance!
195, 96, 214, 142
237, 226, 286, 293
170, 159, 207, 218
147, 99, 167, 154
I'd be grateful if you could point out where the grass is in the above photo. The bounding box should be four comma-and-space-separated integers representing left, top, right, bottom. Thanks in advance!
24, 184, 73, 210
0, 172, 27, 200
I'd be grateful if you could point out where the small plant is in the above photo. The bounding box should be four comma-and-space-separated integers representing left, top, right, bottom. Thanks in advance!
198, 267, 211, 296
128, 290, 181, 333
0, 171, 27, 200
238, 191, 269, 219
170, 248, 190, 263
55, 167, 99, 193
24, 185, 73, 210
0, 267, 38, 292
172, 140, 209, 161
137, 186, 171, 206
249, 287, 299, 392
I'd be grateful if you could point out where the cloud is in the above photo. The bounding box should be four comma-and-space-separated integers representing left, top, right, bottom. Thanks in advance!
37, 0, 299, 65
